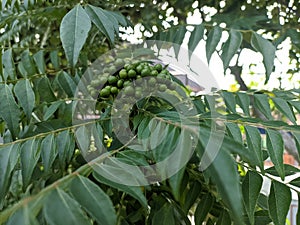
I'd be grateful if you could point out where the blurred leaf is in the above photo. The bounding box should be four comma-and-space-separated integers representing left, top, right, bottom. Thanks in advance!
43, 188, 90, 225
36, 77, 56, 102
251, 32, 276, 83
70, 176, 117, 225
14, 79, 35, 121
268, 180, 291, 225
0, 84, 21, 138
254, 210, 272, 225
266, 129, 284, 180
60, 4, 91, 67
183, 181, 201, 213
242, 171, 263, 225
221, 29, 242, 71
206, 26, 222, 64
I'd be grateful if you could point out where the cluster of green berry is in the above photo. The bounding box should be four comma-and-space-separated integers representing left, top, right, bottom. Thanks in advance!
87, 59, 177, 100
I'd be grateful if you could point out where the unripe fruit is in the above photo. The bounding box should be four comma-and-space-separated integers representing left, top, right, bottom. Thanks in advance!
148, 77, 157, 86
108, 76, 118, 84
100, 88, 110, 97
119, 69, 128, 79
141, 68, 151, 77
115, 58, 124, 67
111, 87, 119, 94
154, 64, 163, 72
117, 79, 124, 88
128, 69, 137, 78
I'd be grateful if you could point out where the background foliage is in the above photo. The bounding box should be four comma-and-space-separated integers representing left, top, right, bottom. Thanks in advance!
0, 0, 300, 225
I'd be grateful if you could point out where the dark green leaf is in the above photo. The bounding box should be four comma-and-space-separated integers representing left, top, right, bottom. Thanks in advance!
266, 164, 300, 177
183, 181, 201, 213
57, 130, 75, 167
236, 92, 250, 116
242, 171, 263, 225
56, 71, 77, 97
206, 26, 222, 64
0, 84, 21, 138
272, 97, 296, 124
0, 143, 20, 204
194, 193, 214, 225
226, 122, 242, 143
221, 91, 237, 113
188, 24, 204, 59
93, 168, 147, 208
216, 210, 231, 225
268, 180, 291, 225
2, 49, 15, 80
14, 79, 35, 121
36, 77, 56, 102
60, 4, 91, 67
41, 134, 57, 173
43, 101, 63, 121
254, 210, 272, 225
33, 50, 46, 74
251, 32, 276, 83
85, 5, 115, 45
70, 176, 117, 225
20, 50, 37, 76
245, 126, 263, 171
220, 29, 242, 71
253, 94, 272, 120
266, 129, 284, 180
43, 188, 90, 225
20, 139, 40, 188
151, 203, 175, 225
7, 206, 39, 225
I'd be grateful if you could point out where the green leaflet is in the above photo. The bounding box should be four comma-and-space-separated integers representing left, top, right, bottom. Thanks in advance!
245, 126, 264, 171
85, 5, 115, 46
188, 24, 204, 59
251, 32, 276, 83
14, 79, 35, 121
70, 176, 117, 225
0, 143, 20, 205
7, 205, 39, 225
41, 133, 57, 173
206, 26, 222, 64
60, 4, 91, 67
220, 29, 242, 71
268, 180, 291, 225
266, 129, 284, 180
20, 138, 40, 188
194, 193, 214, 225
253, 94, 272, 120
0, 84, 21, 138
43, 188, 91, 225
242, 171, 263, 225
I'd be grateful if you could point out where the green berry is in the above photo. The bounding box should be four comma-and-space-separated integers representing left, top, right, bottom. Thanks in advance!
141, 68, 151, 77
111, 86, 119, 94
158, 84, 167, 92
100, 88, 110, 97
119, 69, 128, 79
108, 76, 118, 84
117, 79, 124, 88
154, 64, 163, 72
128, 69, 137, 78
124, 86, 135, 96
